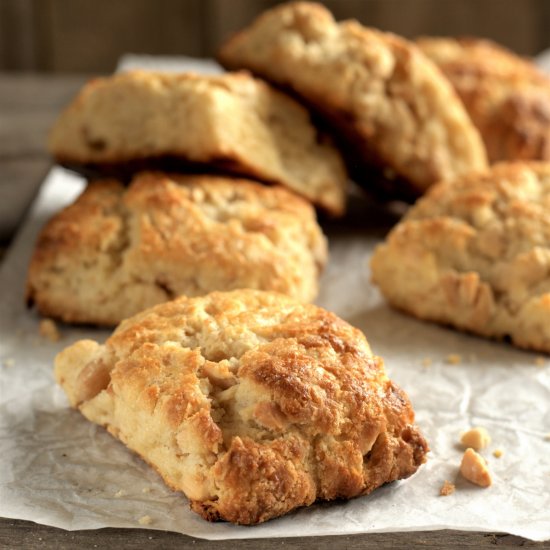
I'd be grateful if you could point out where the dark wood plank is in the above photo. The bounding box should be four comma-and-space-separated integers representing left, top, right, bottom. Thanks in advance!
0, 0, 37, 70
0, 73, 90, 157
0, 74, 89, 239
32, 0, 204, 73
1, 519, 548, 549
206, 0, 545, 58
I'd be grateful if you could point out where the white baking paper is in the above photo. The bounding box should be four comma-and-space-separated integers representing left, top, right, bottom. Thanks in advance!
1, 57, 549, 542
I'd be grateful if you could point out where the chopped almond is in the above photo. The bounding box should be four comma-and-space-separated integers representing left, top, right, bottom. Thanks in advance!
439, 480, 455, 496
460, 448, 492, 487
460, 427, 491, 450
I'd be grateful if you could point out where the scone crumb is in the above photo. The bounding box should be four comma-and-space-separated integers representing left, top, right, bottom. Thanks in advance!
142, 487, 151, 493
446, 354, 461, 365
460, 427, 491, 450
544, 433, 550, 441
534, 356, 546, 367
460, 448, 492, 487
492, 449, 503, 458
421, 357, 432, 368
138, 515, 153, 526
114, 489, 126, 498
439, 480, 455, 496
39, 318, 60, 342
3, 358, 15, 368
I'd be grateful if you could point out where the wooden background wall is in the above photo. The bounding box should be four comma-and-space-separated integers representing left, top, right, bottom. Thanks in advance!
1, 0, 550, 73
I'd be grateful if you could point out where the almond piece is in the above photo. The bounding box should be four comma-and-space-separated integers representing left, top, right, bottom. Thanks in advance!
460, 448, 492, 487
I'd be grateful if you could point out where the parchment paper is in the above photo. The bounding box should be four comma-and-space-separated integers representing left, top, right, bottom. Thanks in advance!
1, 56, 549, 542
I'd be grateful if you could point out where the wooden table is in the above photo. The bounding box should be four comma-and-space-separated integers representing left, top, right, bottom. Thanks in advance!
0, 73, 547, 549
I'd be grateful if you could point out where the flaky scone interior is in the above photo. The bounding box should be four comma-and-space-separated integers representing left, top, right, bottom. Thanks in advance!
55, 289, 428, 525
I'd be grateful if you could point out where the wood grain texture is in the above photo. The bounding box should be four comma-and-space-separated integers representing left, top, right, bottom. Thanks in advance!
1, 72, 549, 548
0, 74, 88, 238
210, 0, 548, 57
1, 519, 548, 549
1, 0, 550, 71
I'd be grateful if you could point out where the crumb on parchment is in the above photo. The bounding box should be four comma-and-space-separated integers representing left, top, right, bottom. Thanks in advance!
39, 318, 60, 342
138, 515, 153, 526
114, 489, 126, 498
493, 449, 503, 458
3, 358, 15, 368
534, 356, 546, 367
142, 487, 151, 494
544, 433, 550, 442
446, 354, 461, 365
421, 357, 432, 367
460, 427, 491, 451
460, 448, 492, 488
440, 480, 455, 496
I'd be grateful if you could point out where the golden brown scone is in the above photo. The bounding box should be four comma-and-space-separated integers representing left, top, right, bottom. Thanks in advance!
371, 162, 550, 353
417, 37, 550, 163
48, 70, 347, 216
218, 2, 488, 200
54, 289, 428, 525
26, 173, 327, 326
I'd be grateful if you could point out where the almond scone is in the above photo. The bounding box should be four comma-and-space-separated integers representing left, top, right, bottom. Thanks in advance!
371, 162, 550, 353
48, 70, 347, 215
55, 289, 428, 525
219, 2, 488, 200
417, 37, 550, 163
26, 173, 327, 326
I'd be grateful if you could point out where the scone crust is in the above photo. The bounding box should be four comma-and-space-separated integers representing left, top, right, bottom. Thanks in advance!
417, 37, 550, 163
26, 173, 327, 325
218, 1, 487, 198
54, 289, 428, 525
371, 162, 550, 353
48, 70, 347, 215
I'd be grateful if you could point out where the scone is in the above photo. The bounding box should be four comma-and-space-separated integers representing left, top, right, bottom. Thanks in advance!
417, 37, 550, 163
48, 70, 347, 216
218, 2, 488, 200
26, 172, 327, 326
371, 162, 550, 353
55, 289, 429, 525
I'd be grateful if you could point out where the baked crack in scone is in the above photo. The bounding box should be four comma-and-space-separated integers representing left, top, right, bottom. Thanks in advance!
371, 162, 550, 353
48, 70, 347, 215
26, 173, 327, 326
417, 37, 550, 163
55, 289, 428, 525
218, 2, 488, 200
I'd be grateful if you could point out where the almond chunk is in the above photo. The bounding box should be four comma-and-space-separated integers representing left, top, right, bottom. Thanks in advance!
460, 426, 491, 450
460, 448, 492, 487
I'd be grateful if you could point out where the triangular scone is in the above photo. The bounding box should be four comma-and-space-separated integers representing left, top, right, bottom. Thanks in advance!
371, 162, 550, 353
55, 289, 428, 525
417, 37, 550, 163
218, 2, 488, 201
48, 70, 347, 216
26, 172, 327, 326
